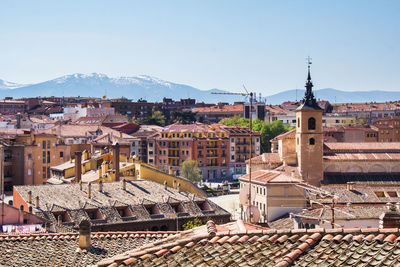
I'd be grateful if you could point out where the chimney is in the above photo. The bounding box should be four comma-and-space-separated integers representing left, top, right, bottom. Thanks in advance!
164, 180, 167, 190
177, 183, 181, 192
35, 196, 39, 209
75, 151, 82, 182
121, 178, 126, 191
113, 143, 120, 181
90, 143, 94, 156
98, 181, 103, 192
27, 191, 32, 204
78, 220, 91, 250
58, 215, 62, 225
79, 180, 82, 191
87, 183, 92, 198
98, 167, 102, 178
379, 211, 400, 228
169, 167, 173, 175
119, 132, 122, 138
82, 150, 87, 161
346, 182, 355, 191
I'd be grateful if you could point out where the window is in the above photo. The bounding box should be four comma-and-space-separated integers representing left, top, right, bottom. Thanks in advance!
28, 153, 32, 160
308, 117, 316, 130
375, 191, 385, 198
309, 138, 315, 145
47, 140, 50, 149
297, 118, 300, 127
387, 191, 398, 197
47, 151, 50, 163
60, 151, 64, 158
42, 167, 46, 178
42, 141, 46, 149
42, 151, 46, 163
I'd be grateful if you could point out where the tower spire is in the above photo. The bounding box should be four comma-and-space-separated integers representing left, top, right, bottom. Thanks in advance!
298, 57, 321, 110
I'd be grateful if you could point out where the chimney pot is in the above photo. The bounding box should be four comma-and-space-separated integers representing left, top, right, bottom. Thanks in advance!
113, 143, 120, 181
98, 181, 103, 192
35, 196, 39, 209
87, 183, 92, 199
75, 151, 82, 182
121, 179, 126, 191
78, 220, 91, 249
346, 182, 355, 191
27, 191, 32, 204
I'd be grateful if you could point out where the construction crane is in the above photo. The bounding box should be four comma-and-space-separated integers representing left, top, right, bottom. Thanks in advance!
212, 88, 256, 223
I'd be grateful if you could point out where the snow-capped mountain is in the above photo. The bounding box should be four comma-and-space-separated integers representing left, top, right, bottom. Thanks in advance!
0, 73, 243, 103
0, 73, 399, 104
0, 79, 26, 90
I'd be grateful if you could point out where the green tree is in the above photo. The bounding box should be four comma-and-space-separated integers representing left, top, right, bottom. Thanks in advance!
171, 110, 197, 124
219, 117, 293, 152
181, 159, 202, 183
182, 218, 203, 230
140, 109, 166, 126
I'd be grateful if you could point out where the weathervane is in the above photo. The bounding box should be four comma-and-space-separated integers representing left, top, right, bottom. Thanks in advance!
306, 56, 312, 67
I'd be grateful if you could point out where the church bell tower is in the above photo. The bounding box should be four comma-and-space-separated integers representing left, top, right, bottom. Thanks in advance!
295, 59, 323, 186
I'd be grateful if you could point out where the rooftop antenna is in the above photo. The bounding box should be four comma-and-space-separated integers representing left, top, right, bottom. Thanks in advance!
212, 85, 255, 223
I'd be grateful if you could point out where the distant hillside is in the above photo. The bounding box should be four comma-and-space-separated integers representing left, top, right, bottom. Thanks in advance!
0, 74, 244, 103
266, 88, 400, 105
0, 74, 399, 104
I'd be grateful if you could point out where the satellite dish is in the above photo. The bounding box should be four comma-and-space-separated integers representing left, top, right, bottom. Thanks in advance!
245, 205, 261, 223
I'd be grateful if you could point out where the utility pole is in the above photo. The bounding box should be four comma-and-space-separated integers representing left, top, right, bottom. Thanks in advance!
212, 89, 254, 223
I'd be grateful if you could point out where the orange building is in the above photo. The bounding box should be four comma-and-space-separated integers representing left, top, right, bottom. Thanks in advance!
156, 123, 229, 180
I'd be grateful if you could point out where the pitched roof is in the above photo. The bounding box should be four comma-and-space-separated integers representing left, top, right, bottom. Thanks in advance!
324, 142, 400, 152
0, 231, 175, 266
246, 153, 282, 164
95, 221, 400, 267
239, 170, 300, 185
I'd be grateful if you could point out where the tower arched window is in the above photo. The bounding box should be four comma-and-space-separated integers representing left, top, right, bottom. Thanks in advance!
308, 117, 316, 130
309, 138, 315, 145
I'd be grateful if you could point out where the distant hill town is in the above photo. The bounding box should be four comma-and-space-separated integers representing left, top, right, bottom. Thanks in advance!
1, 73, 399, 104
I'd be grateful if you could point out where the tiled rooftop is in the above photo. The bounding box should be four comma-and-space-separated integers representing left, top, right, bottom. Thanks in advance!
312, 183, 400, 204
0, 231, 175, 267
239, 170, 300, 185
95, 220, 400, 267
324, 142, 400, 152
246, 153, 282, 164
15, 180, 229, 230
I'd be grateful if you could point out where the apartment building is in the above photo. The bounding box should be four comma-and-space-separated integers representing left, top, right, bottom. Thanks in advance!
156, 123, 229, 180
220, 126, 261, 177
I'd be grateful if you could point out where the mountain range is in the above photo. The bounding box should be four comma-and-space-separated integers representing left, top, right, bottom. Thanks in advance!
0, 73, 399, 104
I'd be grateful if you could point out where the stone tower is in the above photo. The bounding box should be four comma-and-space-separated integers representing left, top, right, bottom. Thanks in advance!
295, 63, 323, 186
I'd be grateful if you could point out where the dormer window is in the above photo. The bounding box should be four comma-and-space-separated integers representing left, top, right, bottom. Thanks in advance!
86, 209, 103, 220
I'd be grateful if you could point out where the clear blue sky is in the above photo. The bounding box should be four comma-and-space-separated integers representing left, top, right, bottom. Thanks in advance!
0, 0, 399, 95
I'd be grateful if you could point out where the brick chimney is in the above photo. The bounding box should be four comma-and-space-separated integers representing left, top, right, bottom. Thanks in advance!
78, 220, 91, 250
98, 181, 103, 192
35, 196, 39, 209
379, 211, 400, 228
87, 183, 92, 199
113, 143, 120, 181
75, 151, 82, 182
121, 178, 126, 191
346, 182, 355, 191
27, 191, 32, 204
